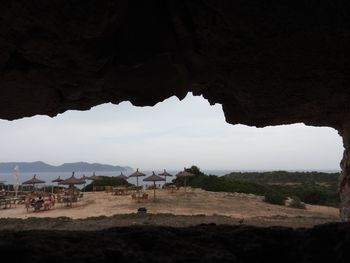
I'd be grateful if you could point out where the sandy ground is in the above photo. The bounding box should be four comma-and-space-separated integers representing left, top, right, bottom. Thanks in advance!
0, 188, 340, 229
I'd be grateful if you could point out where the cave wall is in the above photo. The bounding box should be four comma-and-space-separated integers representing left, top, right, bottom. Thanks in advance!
1, 0, 350, 219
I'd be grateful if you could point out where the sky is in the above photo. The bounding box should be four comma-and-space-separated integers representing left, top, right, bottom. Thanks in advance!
0, 93, 344, 171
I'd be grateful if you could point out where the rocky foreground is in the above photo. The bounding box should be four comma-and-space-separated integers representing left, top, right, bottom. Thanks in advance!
0, 221, 349, 262
0, 189, 344, 262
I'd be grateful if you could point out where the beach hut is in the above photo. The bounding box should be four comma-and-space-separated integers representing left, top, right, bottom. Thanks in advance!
176, 168, 195, 192
128, 168, 146, 198
158, 169, 173, 184
143, 172, 165, 202
22, 174, 46, 190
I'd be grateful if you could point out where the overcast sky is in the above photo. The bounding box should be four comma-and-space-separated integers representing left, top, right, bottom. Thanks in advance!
0, 93, 343, 171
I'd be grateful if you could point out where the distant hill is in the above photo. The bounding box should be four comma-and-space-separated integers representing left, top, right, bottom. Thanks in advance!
0, 161, 133, 173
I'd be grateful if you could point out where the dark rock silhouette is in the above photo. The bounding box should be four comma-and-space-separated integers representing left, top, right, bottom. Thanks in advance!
0, 222, 350, 262
1, 2, 350, 256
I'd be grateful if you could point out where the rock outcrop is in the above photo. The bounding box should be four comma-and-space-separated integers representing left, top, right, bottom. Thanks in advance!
1, 1, 350, 219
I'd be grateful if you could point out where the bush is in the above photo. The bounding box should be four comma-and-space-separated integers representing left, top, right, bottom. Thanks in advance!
264, 192, 286, 205
288, 196, 306, 209
84, 176, 131, 191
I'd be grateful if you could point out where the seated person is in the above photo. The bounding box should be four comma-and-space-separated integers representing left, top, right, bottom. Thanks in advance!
29, 194, 36, 207
44, 194, 55, 210
34, 195, 44, 211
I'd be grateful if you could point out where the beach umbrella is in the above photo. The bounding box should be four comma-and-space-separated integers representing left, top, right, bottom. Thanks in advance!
128, 168, 145, 188
176, 167, 195, 192
128, 168, 146, 198
59, 172, 86, 206
89, 172, 102, 192
51, 176, 64, 193
116, 172, 128, 180
158, 169, 173, 184
79, 174, 91, 192
59, 172, 86, 187
22, 174, 46, 190
143, 172, 165, 201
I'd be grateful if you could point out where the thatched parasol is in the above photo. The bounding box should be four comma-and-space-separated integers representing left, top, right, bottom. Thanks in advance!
176, 167, 195, 192
51, 176, 64, 193
80, 174, 92, 180
116, 172, 128, 180
128, 168, 145, 188
89, 172, 102, 191
128, 168, 146, 199
52, 176, 64, 183
144, 172, 165, 201
59, 172, 86, 186
22, 174, 46, 189
79, 174, 91, 192
89, 172, 101, 181
59, 172, 86, 206
158, 169, 173, 183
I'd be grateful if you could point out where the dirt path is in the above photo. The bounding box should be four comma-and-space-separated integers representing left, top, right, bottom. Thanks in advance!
0, 188, 340, 230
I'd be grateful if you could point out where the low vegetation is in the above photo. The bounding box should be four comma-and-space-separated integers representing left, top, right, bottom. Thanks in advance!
172, 166, 340, 207
84, 176, 131, 191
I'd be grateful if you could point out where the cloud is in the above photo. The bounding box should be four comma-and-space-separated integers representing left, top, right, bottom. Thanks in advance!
0, 93, 343, 170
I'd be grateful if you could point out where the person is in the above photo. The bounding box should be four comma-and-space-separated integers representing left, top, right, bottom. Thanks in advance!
24, 192, 33, 212
44, 194, 55, 210
34, 195, 44, 211
0, 188, 5, 196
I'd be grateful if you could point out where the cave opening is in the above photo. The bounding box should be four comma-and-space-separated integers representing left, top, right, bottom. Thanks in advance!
0, 93, 343, 227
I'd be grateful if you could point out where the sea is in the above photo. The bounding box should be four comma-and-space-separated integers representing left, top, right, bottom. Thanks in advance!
0, 170, 229, 188
0, 169, 341, 189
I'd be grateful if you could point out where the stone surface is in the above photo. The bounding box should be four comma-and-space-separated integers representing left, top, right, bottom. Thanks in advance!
1, 1, 350, 218
1, 223, 350, 262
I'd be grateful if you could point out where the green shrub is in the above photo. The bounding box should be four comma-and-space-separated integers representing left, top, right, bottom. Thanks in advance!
84, 176, 131, 191
264, 192, 286, 205
171, 165, 339, 207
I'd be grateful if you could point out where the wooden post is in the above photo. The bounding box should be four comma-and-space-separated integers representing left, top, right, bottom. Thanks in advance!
153, 181, 156, 201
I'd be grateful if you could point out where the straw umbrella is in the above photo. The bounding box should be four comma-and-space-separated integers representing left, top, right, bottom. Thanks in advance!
51, 176, 64, 193
79, 174, 91, 192
59, 172, 86, 206
143, 172, 165, 201
128, 168, 146, 198
116, 172, 128, 180
59, 172, 86, 187
89, 172, 102, 191
22, 174, 46, 191
158, 169, 173, 184
176, 168, 195, 192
